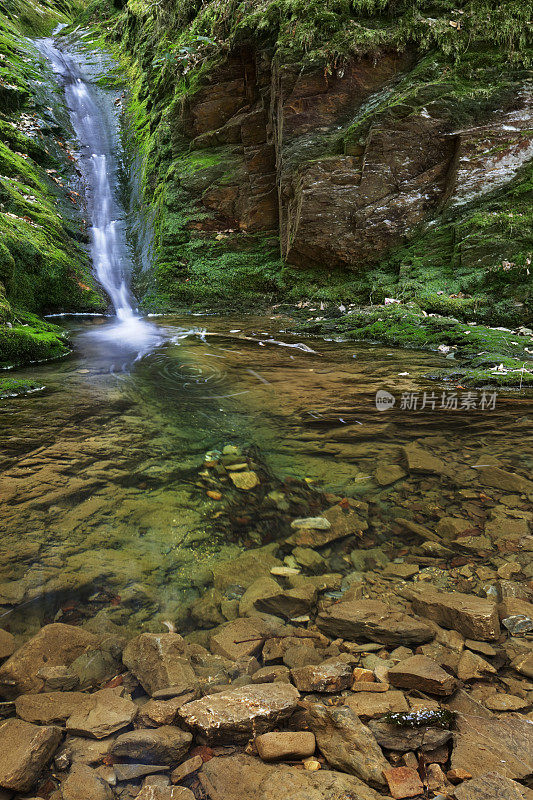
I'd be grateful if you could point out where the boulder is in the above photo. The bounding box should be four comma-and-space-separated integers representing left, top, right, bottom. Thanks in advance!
291, 659, 353, 693
259, 765, 386, 800
109, 726, 192, 765
255, 731, 316, 762
286, 503, 367, 547
407, 586, 500, 640
15, 691, 91, 724
0, 718, 61, 792
317, 599, 434, 645
209, 617, 273, 661
383, 766, 424, 799
453, 772, 533, 800
212, 547, 283, 593
66, 687, 137, 739
122, 633, 197, 697
345, 690, 408, 719
0, 624, 98, 698
456, 651, 496, 681
450, 712, 533, 779
177, 683, 300, 743
304, 702, 389, 787
369, 720, 452, 753
388, 655, 457, 696
170, 754, 203, 783
60, 763, 113, 800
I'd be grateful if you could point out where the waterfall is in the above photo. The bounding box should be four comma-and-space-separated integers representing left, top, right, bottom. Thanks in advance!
35, 35, 162, 357
35, 37, 136, 319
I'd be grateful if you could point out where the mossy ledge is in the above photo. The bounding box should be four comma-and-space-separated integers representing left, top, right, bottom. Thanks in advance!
0, 0, 106, 372
295, 305, 533, 387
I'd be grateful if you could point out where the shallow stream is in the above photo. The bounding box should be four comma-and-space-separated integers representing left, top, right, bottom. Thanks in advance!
0, 37, 531, 640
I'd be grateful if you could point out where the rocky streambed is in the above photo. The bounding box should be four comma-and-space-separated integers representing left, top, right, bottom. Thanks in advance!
0, 450, 531, 800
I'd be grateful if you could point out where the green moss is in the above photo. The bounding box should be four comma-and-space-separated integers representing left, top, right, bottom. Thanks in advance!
297, 305, 533, 387
0, 376, 45, 398
0, 312, 71, 367
138, 232, 284, 312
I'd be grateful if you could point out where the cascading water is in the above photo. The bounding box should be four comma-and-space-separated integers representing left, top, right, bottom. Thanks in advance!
35, 35, 161, 357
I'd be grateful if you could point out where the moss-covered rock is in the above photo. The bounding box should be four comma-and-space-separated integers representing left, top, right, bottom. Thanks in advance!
0, 0, 108, 366
0, 376, 45, 398
297, 305, 533, 387
0, 313, 71, 367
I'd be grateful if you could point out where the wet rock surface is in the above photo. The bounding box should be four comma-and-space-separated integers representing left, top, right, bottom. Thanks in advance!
317, 599, 435, 645
0, 718, 61, 791
177, 684, 300, 743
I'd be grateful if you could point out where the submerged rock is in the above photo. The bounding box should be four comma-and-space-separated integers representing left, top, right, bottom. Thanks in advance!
255, 731, 316, 762
407, 586, 500, 640
109, 726, 192, 765
453, 771, 532, 800
199, 753, 384, 800
304, 702, 389, 787
291, 659, 353, 693
388, 655, 458, 696
0, 631, 14, 661
123, 633, 198, 697
345, 690, 409, 719
368, 720, 452, 753
317, 599, 434, 645
60, 763, 113, 800
450, 712, 533, 780
209, 617, 272, 661
66, 687, 137, 739
383, 766, 424, 799
0, 718, 61, 792
0, 623, 98, 698
15, 691, 91, 724
177, 683, 300, 743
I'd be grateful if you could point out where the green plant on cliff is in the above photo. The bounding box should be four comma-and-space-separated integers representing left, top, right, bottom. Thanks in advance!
0, 1, 106, 371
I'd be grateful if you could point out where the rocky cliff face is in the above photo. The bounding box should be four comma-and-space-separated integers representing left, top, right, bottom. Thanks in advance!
108, 1, 532, 325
